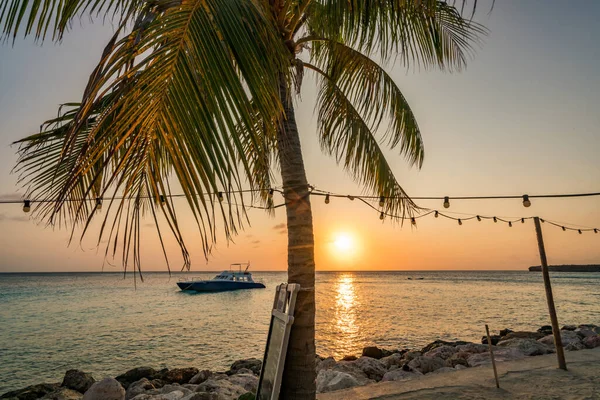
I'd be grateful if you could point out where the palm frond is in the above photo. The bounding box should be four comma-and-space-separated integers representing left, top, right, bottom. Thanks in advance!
307, 0, 487, 69
308, 63, 418, 218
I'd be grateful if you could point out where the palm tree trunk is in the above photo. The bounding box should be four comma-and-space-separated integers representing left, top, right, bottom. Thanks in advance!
276, 76, 317, 399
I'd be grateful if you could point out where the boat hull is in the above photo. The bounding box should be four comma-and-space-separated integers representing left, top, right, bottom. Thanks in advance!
177, 280, 265, 292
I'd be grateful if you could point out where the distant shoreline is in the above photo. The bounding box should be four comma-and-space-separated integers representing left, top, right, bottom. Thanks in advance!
0, 269, 573, 274
529, 265, 600, 272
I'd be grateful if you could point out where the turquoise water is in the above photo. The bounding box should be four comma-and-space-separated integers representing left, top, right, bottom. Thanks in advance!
1, 271, 599, 393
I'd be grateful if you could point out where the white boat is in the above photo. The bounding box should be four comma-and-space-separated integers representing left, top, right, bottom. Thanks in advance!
177, 263, 265, 292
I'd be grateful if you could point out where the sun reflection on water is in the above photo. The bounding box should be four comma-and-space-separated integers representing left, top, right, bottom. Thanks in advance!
333, 274, 360, 357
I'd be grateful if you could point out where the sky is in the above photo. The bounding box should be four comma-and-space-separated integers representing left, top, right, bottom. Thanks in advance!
0, 1, 598, 272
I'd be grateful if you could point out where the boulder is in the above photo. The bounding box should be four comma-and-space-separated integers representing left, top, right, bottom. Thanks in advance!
381, 369, 422, 382
0, 383, 60, 400
61, 370, 95, 394
467, 348, 525, 367
565, 341, 586, 351
445, 352, 469, 368
195, 379, 246, 399
316, 370, 362, 393
420, 340, 468, 354
316, 357, 336, 373
126, 379, 156, 400
562, 325, 577, 331
407, 356, 445, 374
455, 344, 488, 355
130, 392, 185, 400
481, 335, 501, 345
226, 374, 258, 393
227, 359, 262, 376
538, 330, 581, 347
361, 346, 393, 359
117, 368, 158, 389
583, 335, 600, 349
83, 378, 125, 400
181, 394, 218, 400
380, 353, 404, 369
402, 351, 422, 362
575, 328, 596, 338
455, 365, 468, 370
158, 369, 199, 385
189, 371, 212, 385
496, 338, 553, 356
352, 357, 387, 381
594, 327, 600, 335
430, 367, 456, 374
341, 355, 358, 361
330, 362, 370, 384
423, 345, 457, 360
499, 328, 513, 337
41, 388, 83, 400
537, 325, 553, 335
159, 385, 193, 397
500, 331, 544, 341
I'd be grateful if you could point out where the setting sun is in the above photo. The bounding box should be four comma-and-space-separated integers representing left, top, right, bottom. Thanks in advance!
334, 234, 353, 252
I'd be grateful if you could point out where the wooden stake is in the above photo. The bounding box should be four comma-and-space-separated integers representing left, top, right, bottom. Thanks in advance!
485, 324, 500, 388
533, 217, 567, 370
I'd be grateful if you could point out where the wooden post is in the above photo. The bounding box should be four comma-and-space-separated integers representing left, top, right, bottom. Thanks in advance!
533, 217, 567, 370
485, 324, 500, 388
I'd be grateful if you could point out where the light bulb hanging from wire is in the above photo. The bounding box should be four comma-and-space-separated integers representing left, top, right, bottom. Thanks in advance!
578, 229, 582, 234
268, 189, 274, 199
379, 196, 385, 207
217, 192, 224, 202
522, 194, 531, 208
95, 198, 102, 211
434, 211, 439, 218
476, 215, 481, 221
379, 212, 384, 220
458, 219, 462, 226
443, 196, 450, 209
521, 218, 525, 223
348, 195, 355, 201
325, 194, 330, 204
508, 221, 512, 227
493, 217, 497, 223
23, 200, 31, 213
562, 226, 566, 231
159, 195, 166, 205
411, 217, 416, 226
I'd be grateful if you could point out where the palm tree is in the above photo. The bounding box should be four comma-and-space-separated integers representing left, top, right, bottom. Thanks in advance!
2, 1, 485, 398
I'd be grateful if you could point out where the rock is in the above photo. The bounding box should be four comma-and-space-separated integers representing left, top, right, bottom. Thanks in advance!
594, 327, 600, 335
499, 328, 513, 337
565, 341, 586, 351
381, 369, 422, 382
575, 328, 596, 338
562, 325, 577, 331
181, 394, 218, 400
341, 355, 358, 361
500, 331, 545, 341
402, 351, 422, 362
455, 364, 468, 370
158, 369, 199, 385
467, 348, 525, 367
226, 374, 258, 393
227, 359, 262, 376
149, 380, 166, 390
160, 385, 193, 397
316, 370, 362, 393
420, 340, 468, 354
407, 356, 445, 374
423, 345, 457, 360
537, 325, 553, 335
496, 338, 553, 356
360, 346, 393, 359
236, 394, 255, 400
445, 352, 469, 368
330, 362, 370, 384
538, 330, 581, 347
1, 383, 60, 400
195, 379, 246, 399
126, 379, 156, 400
380, 353, 404, 369
131, 391, 185, 400
481, 335, 501, 345
42, 388, 83, 400
117, 368, 158, 389
189, 371, 212, 385
61, 370, 95, 394
583, 335, 600, 348
83, 378, 125, 400
455, 344, 488, 355
316, 357, 336, 373
352, 357, 387, 381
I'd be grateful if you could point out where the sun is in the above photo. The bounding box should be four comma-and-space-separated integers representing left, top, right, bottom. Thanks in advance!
333, 234, 353, 252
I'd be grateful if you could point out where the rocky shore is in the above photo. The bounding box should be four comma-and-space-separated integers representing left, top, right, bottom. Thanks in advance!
2, 324, 599, 400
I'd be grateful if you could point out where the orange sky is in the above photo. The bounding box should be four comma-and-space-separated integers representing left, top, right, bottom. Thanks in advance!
0, 1, 599, 272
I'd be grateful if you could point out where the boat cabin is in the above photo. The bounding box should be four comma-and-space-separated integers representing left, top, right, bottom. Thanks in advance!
214, 271, 254, 282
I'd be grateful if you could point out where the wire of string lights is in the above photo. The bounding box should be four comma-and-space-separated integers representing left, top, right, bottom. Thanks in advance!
2, 186, 598, 234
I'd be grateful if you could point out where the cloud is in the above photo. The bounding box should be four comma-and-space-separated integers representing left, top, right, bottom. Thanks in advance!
273, 223, 286, 230
0, 213, 29, 222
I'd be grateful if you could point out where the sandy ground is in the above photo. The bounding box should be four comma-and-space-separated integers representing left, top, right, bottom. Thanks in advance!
317, 348, 600, 400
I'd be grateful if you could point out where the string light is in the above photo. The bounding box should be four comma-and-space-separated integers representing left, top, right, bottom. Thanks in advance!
562, 226, 566, 231
348, 195, 355, 201
521, 218, 525, 223
434, 211, 439, 218
268, 189, 274, 199
379, 196, 385, 207
95, 198, 102, 211
522, 194, 531, 208
578, 229, 582, 234
508, 221, 512, 227
159, 195, 166, 205
411, 217, 416, 225
23, 200, 31, 213
217, 192, 224, 202
595, 229, 598, 234
443, 196, 450, 209
458, 219, 462, 226
379, 212, 384, 220
476, 215, 481, 221
325, 194, 330, 204
493, 217, 497, 223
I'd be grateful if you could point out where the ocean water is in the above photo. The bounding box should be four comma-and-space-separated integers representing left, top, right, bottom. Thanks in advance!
1, 270, 599, 393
